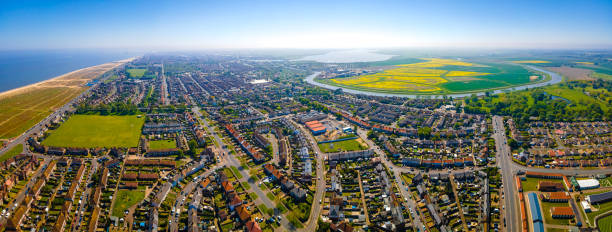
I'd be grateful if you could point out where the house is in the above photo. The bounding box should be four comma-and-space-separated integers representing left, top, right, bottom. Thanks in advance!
228, 193, 242, 210
236, 205, 251, 222
551, 207, 574, 219
290, 188, 307, 202
245, 219, 262, 232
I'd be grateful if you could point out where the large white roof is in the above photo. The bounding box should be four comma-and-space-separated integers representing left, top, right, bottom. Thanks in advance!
577, 179, 600, 188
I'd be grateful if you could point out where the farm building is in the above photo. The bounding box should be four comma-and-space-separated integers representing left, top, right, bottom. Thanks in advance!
576, 179, 599, 190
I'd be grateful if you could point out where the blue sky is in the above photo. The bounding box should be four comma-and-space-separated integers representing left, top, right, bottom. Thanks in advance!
0, 0, 610, 50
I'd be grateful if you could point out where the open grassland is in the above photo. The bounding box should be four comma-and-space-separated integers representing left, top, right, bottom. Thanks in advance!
126, 68, 146, 78
318, 138, 368, 153
321, 58, 539, 94
0, 144, 23, 162
112, 190, 145, 217
42, 115, 144, 148
149, 139, 177, 150
0, 59, 132, 139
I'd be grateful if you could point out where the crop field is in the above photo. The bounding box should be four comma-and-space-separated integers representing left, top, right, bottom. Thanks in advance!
42, 115, 145, 148
0, 60, 130, 139
319, 58, 541, 94
511, 60, 551, 64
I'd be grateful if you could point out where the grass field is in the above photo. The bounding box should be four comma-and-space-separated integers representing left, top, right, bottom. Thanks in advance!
126, 68, 146, 78
42, 115, 144, 148
597, 215, 612, 232
149, 139, 176, 150
112, 190, 145, 217
319, 58, 540, 95
0, 144, 23, 162
318, 138, 367, 153
0, 60, 129, 139
586, 200, 612, 223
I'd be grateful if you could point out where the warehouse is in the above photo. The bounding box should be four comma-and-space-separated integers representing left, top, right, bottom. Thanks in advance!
586, 191, 612, 204
305, 120, 326, 135
576, 179, 600, 190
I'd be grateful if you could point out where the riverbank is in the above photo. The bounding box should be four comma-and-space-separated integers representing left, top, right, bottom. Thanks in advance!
0, 58, 133, 139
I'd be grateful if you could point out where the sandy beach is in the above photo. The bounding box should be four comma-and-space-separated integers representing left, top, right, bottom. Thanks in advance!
0, 58, 134, 139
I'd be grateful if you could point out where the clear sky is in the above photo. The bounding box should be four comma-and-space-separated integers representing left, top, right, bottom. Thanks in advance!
1, 0, 611, 50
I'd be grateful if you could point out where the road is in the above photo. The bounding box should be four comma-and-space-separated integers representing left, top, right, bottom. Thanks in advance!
287, 118, 325, 232
192, 107, 294, 231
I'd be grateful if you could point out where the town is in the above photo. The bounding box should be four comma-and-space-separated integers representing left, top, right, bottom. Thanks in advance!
0, 52, 611, 232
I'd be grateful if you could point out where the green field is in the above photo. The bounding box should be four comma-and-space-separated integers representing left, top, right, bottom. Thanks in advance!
112, 190, 145, 217
0, 144, 23, 162
597, 215, 612, 232
42, 115, 145, 148
148, 139, 176, 150
126, 68, 147, 78
317, 58, 542, 95
464, 80, 611, 122
318, 138, 367, 153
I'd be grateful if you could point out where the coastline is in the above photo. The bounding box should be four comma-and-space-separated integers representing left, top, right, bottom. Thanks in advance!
0, 57, 134, 139
0, 58, 134, 100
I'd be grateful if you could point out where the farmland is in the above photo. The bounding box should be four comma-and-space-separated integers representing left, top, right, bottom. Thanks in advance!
318, 58, 542, 95
0, 60, 130, 139
42, 115, 145, 148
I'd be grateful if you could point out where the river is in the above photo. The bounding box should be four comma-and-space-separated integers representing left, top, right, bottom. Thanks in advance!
304, 65, 563, 98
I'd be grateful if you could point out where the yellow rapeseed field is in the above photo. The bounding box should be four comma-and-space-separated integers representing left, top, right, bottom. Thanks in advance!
575, 61, 594, 65
511, 60, 550, 64
328, 58, 490, 92
446, 71, 491, 77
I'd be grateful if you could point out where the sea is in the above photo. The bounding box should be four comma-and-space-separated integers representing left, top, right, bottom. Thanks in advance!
0, 50, 140, 93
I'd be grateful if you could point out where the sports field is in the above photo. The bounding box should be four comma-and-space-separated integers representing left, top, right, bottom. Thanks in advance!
126, 68, 146, 78
318, 58, 542, 95
42, 115, 144, 148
